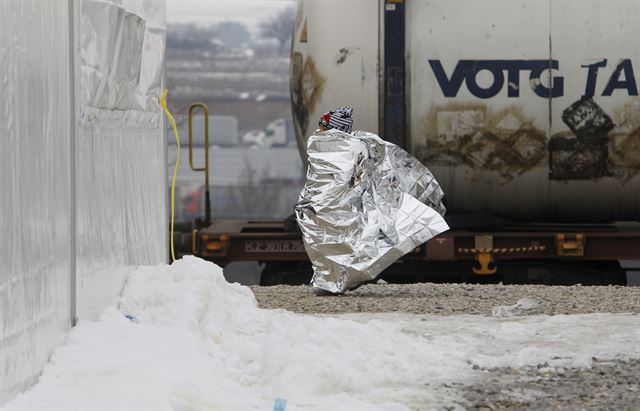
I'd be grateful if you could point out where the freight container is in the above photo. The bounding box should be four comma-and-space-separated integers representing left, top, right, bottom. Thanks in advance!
290, 0, 640, 223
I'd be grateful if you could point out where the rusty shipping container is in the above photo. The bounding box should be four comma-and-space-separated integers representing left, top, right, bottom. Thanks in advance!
290, 0, 640, 223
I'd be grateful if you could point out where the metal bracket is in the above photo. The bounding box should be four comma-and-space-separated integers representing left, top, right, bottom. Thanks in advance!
188, 103, 212, 224
203, 233, 230, 257
473, 252, 497, 274
555, 233, 585, 257
192, 228, 199, 255
472, 235, 497, 274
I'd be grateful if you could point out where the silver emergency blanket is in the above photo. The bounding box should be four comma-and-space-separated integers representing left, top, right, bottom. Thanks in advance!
295, 129, 449, 293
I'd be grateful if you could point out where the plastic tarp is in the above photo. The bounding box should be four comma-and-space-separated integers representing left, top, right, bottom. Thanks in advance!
75, 0, 167, 319
1, 0, 167, 403
0, 1, 72, 403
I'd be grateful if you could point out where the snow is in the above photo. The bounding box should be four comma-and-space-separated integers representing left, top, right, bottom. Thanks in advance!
492, 297, 541, 317
5, 256, 640, 410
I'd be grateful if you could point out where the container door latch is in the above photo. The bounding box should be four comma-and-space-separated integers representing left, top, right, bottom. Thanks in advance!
555, 233, 585, 257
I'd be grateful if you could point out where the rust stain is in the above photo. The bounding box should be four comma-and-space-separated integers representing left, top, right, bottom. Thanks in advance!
611, 99, 640, 131
301, 57, 325, 114
416, 98, 639, 183
613, 126, 640, 181
290, 52, 308, 151
417, 103, 546, 181
299, 18, 308, 43
422, 102, 488, 139
610, 98, 640, 179
616, 126, 640, 167
290, 52, 325, 144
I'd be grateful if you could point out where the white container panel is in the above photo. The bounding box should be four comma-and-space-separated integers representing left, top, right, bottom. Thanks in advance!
291, 0, 380, 161
548, 1, 640, 220
408, 0, 552, 218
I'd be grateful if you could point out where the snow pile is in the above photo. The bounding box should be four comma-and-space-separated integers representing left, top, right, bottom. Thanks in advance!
6, 256, 640, 410
492, 297, 541, 317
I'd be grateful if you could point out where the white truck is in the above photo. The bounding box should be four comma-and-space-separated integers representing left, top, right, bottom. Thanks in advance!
243, 118, 294, 147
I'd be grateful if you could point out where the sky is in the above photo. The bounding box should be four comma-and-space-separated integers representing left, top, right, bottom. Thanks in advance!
166, 0, 297, 33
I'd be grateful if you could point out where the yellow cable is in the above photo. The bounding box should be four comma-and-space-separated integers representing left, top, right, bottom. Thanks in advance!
160, 89, 180, 262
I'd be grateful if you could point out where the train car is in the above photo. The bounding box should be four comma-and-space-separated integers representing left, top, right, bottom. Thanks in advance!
182, 0, 640, 284
285, 0, 640, 279
291, 0, 639, 223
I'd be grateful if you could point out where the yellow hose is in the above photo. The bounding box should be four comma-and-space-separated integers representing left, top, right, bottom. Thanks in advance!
160, 89, 180, 262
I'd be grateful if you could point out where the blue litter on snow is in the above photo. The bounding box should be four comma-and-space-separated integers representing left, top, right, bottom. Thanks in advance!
273, 398, 287, 411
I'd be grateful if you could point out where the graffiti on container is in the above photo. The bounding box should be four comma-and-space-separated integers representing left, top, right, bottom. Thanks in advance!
549, 96, 614, 180
549, 97, 640, 181
417, 98, 639, 183
548, 135, 612, 180
290, 52, 325, 146
562, 96, 615, 136
334, 47, 360, 66
416, 103, 547, 181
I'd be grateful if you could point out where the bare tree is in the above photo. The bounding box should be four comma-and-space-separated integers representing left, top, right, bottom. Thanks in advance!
259, 7, 296, 53
167, 23, 219, 50
230, 159, 282, 218
212, 21, 251, 48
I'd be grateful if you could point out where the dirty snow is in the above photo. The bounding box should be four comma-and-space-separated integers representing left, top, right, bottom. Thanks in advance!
492, 297, 541, 317
5, 256, 640, 410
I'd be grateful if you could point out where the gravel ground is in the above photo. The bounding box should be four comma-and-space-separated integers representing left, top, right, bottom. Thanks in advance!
250, 282, 640, 315
250, 282, 640, 410
459, 358, 640, 411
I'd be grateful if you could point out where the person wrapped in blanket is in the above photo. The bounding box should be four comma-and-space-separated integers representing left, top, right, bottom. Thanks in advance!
295, 106, 449, 295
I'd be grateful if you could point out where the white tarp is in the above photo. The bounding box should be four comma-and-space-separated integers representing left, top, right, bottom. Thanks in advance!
1, 0, 167, 404
0, 1, 73, 403
75, 0, 167, 319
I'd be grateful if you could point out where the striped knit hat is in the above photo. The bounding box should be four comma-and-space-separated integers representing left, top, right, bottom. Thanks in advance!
319, 106, 354, 133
